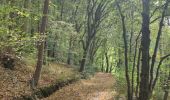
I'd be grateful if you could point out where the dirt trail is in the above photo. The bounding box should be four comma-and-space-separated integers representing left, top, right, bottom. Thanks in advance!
43, 72, 118, 100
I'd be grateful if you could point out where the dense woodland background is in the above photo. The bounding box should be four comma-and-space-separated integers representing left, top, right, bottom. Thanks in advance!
0, 0, 170, 100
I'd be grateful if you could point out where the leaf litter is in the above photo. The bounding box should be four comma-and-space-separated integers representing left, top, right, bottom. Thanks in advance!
43, 72, 118, 100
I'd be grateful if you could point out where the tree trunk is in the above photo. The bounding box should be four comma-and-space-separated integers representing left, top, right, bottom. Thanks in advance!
116, 1, 132, 99
67, 38, 72, 65
163, 91, 169, 100
139, 0, 150, 100
163, 71, 170, 100
149, 0, 169, 92
32, 0, 49, 86
105, 52, 109, 73
133, 31, 141, 98
23, 0, 31, 33
135, 48, 141, 98
79, 0, 109, 72
60, 0, 64, 20
43, 41, 47, 65
79, 50, 87, 72
129, 4, 134, 56
131, 37, 138, 99
101, 55, 104, 72
109, 64, 113, 73
101, 63, 104, 72
67, 51, 72, 65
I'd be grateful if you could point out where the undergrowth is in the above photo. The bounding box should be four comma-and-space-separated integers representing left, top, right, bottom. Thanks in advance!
112, 68, 126, 98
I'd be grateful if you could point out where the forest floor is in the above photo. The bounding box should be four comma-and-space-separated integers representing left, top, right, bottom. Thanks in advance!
43, 72, 121, 100
0, 61, 80, 99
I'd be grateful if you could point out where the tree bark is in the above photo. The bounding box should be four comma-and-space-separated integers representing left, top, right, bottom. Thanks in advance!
60, 0, 64, 20
132, 31, 141, 99
67, 37, 72, 65
149, 0, 170, 92
101, 55, 104, 72
32, 0, 49, 86
79, 50, 87, 72
116, 1, 132, 100
109, 63, 113, 73
105, 52, 109, 73
163, 91, 169, 100
163, 71, 170, 100
135, 47, 141, 98
131, 36, 138, 99
139, 0, 150, 100
151, 54, 170, 92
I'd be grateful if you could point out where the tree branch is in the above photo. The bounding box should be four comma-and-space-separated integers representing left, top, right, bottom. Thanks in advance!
151, 53, 170, 91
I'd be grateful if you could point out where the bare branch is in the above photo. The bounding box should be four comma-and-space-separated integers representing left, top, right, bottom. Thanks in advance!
150, 4, 165, 19
151, 53, 170, 91
149, 0, 170, 91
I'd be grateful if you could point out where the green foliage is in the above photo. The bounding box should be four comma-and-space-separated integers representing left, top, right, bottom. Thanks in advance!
0, 0, 170, 99
113, 68, 127, 94
76, 65, 99, 79
47, 21, 79, 62
0, 1, 41, 57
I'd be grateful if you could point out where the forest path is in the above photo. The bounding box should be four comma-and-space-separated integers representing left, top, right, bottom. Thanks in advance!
43, 72, 118, 100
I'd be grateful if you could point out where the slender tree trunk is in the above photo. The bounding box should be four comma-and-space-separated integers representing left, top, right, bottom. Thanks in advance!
132, 31, 141, 98
101, 55, 104, 72
37, 0, 41, 33
67, 50, 72, 65
163, 91, 169, 100
43, 41, 47, 65
139, 0, 150, 100
118, 46, 122, 68
60, 0, 64, 20
151, 54, 170, 93
135, 48, 141, 98
122, 16, 132, 100
129, 5, 134, 55
109, 63, 113, 73
67, 38, 72, 65
105, 52, 109, 73
163, 71, 170, 100
101, 63, 104, 72
116, 1, 132, 99
32, 0, 49, 86
131, 37, 138, 99
23, 0, 31, 33
149, 0, 169, 92
52, 43, 56, 58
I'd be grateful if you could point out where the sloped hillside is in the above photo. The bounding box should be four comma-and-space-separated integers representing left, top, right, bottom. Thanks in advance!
0, 61, 80, 99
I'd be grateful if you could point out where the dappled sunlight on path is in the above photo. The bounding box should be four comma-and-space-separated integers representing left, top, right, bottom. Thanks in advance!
43, 72, 117, 100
